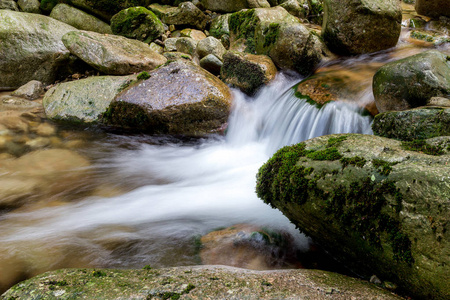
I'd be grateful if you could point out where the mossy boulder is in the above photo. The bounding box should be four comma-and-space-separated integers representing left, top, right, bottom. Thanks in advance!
148, 2, 207, 30
415, 0, 450, 18
200, 0, 270, 13
221, 51, 277, 95
101, 60, 232, 135
43, 75, 137, 123
110, 6, 164, 43
66, 0, 150, 21
50, 3, 112, 34
256, 133, 450, 300
229, 7, 328, 76
1, 266, 404, 299
17, 0, 41, 13
209, 14, 230, 39
0, 10, 77, 90
280, 0, 309, 19
62, 30, 167, 75
373, 50, 450, 113
0, 0, 19, 11
322, 0, 402, 55
372, 107, 450, 141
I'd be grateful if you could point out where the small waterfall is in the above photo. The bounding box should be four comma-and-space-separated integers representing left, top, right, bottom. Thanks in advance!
0, 73, 374, 275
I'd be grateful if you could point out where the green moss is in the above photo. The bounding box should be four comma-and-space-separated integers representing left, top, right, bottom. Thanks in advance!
92, 270, 106, 277
137, 71, 150, 80
306, 147, 342, 161
340, 156, 366, 168
142, 265, 152, 270
294, 90, 328, 109
410, 30, 435, 43
401, 139, 444, 155
327, 135, 348, 148
372, 159, 397, 176
263, 23, 280, 48
229, 9, 258, 54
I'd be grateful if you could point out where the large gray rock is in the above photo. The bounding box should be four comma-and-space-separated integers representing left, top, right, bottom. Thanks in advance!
201, 0, 270, 13
149, 2, 207, 30
372, 107, 450, 141
1, 266, 403, 299
322, 0, 402, 55
416, 0, 450, 18
43, 75, 137, 123
197, 36, 226, 60
0, 0, 19, 11
256, 134, 450, 300
373, 50, 450, 113
110, 6, 164, 43
50, 3, 112, 34
101, 60, 232, 135
221, 51, 277, 95
0, 10, 77, 90
17, 0, 40, 13
62, 30, 167, 75
229, 7, 328, 75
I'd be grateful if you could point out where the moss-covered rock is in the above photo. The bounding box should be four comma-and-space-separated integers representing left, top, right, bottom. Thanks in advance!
50, 3, 112, 34
149, 2, 207, 30
373, 50, 450, 113
372, 107, 450, 141
0, 10, 77, 90
201, 0, 270, 13
280, 0, 309, 19
62, 30, 167, 75
0, 0, 19, 11
322, 0, 402, 55
68, 0, 150, 21
101, 60, 232, 135
17, 0, 41, 13
256, 133, 450, 300
229, 7, 328, 76
415, 0, 450, 18
110, 6, 164, 43
1, 266, 404, 299
209, 14, 230, 39
221, 51, 277, 95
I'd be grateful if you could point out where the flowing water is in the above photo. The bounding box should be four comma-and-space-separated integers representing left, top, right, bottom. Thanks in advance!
1, 18, 449, 292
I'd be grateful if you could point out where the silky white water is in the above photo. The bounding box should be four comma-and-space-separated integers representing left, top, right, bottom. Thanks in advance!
0, 73, 373, 280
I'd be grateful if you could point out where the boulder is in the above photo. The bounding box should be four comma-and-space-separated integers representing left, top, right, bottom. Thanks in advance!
221, 51, 277, 95
373, 50, 450, 113
416, 0, 450, 18
163, 51, 193, 61
179, 28, 207, 41
280, 0, 308, 19
209, 14, 230, 41
11, 81, 44, 101
66, 0, 150, 21
200, 0, 270, 13
0, 10, 77, 90
50, 4, 112, 34
17, 0, 40, 13
163, 37, 180, 51
197, 36, 226, 60
101, 60, 232, 135
43, 75, 137, 123
62, 30, 167, 75
149, 2, 207, 30
372, 107, 450, 141
1, 266, 403, 299
322, 0, 402, 55
229, 7, 328, 76
175, 37, 198, 57
0, 0, 19, 10
110, 6, 164, 43
256, 133, 450, 300
199, 54, 223, 75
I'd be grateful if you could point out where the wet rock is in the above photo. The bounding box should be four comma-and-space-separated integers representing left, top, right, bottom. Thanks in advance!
256, 133, 450, 300
62, 30, 167, 75
209, 14, 230, 39
1, 266, 404, 299
373, 50, 450, 113
34, 123, 57, 137
416, 0, 450, 18
199, 54, 223, 75
201, 0, 270, 13
11, 81, 44, 101
25, 137, 51, 149
322, 0, 402, 55
0, 0, 18, 11
43, 74, 137, 124
221, 51, 277, 95
50, 4, 112, 34
229, 7, 328, 76
372, 107, 450, 141
0, 10, 76, 90
408, 29, 450, 46
179, 28, 207, 40
0, 96, 42, 112
111, 6, 164, 43
197, 36, 226, 60
17, 0, 40, 13
101, 60, 232, 135
149, 2, 208, 30
0, 111, 30, 133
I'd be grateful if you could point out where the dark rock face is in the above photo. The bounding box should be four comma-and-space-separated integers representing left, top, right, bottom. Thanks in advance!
256, 134, 450, 300
415, 0, 450, 18
102, 60, 232, 135
372, 107, 450, 141
322, 0, 402, 55
373, 50, 450, 113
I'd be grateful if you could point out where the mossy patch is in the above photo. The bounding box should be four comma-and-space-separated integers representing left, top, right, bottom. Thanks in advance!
229, 9, 258, 54
137, 71, 150, 80
263, 23, 280, 48
372, 159, 397, 176
340, 156, 366, 168
401, 139, 444, 156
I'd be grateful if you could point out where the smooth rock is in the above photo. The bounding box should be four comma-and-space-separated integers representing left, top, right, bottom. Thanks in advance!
197, 36, 226, 60
0, 10, 76, 90
221, 51, 277, 95
175, 37, 198, 56
373, 50, 450, 113
416, 0, 450, 18
163, 37, 180, 51
11, 81, 44, 101
111, 6, 164, 43
149, 2, 207, 30
256, 133, 450, 300
179, 28, 207, 40
17, 0, 40, 13
50, 3, 112, 34
102, 60, 232, 135
199, 54, 223, 75
0, 0, 18, 11
322, 0, 402, 55
43, 75, 137, 123
62, 30, 167, 75
372, 107, 450, 141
